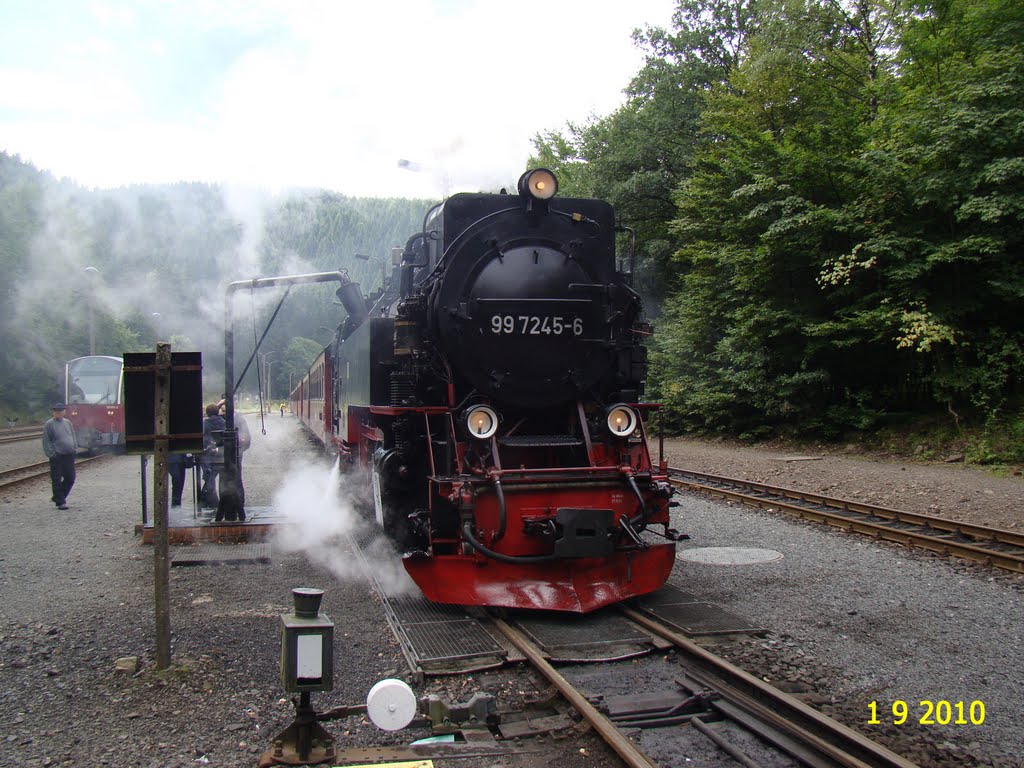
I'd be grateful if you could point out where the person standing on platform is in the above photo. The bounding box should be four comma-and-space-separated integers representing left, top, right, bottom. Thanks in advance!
42, 402, 77, 510
219, 399, 252, 510
167, 452, 189, 507
199, 403, 225, 509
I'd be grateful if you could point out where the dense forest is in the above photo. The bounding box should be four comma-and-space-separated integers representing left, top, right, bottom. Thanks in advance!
0, 152, 432, 416
531, 0, 1023, 458
2, 0, 1021, 460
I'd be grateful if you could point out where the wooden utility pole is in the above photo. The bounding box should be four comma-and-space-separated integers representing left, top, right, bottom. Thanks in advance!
153, 342, 172, 669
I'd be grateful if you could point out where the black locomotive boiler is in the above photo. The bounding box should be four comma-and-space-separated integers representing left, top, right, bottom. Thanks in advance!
292, 169, 680, 612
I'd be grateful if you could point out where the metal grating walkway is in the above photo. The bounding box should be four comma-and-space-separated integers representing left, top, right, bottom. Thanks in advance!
170, 542, 272, 566
632, 584, 766, 635
513, 610, 660, 662
386, 594, 507, 664
350, 528, 510, 678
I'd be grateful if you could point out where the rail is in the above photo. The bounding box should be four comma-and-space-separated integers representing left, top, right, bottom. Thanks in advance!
0, 454, 110, 491
491, 608, 915, 768
0, 428, 44, 445
669, 467, 1024, 574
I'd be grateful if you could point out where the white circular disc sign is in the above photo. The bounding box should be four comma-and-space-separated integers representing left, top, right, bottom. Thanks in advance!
366, 678, 417, 731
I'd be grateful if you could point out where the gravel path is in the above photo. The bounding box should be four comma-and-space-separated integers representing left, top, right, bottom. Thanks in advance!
2, 427, 1023, 767
1, 417, 407, 767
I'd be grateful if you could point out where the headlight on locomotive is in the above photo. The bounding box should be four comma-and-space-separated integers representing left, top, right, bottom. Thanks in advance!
465, 405, 499, 440
606, 404, 638, 438
518, 168, 558, 201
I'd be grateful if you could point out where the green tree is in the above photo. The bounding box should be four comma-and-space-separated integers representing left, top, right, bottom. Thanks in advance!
530, 0, 757, 305
651, 0, 908, 435
866, 0, 1024, 417
807, 0, 1024, 426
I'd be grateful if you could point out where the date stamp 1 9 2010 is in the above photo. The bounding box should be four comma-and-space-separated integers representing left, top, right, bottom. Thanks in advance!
868, 700, 986, 726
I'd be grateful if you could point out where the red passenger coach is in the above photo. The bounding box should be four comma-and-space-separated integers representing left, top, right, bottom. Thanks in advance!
291, 350, 341, 452
291, 170, 682, 613
64, 355, 125, 453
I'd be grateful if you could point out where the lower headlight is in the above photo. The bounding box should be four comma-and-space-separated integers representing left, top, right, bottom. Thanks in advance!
606, 405, 638, 437
465, 405, 499, 440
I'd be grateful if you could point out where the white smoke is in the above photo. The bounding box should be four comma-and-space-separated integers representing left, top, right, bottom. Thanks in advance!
271, 457, 417, 597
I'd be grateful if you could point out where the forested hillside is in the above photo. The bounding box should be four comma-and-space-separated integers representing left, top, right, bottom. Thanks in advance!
0, 152, 431, 416
3, 0, 1021, 460
532, 0, 1023, 454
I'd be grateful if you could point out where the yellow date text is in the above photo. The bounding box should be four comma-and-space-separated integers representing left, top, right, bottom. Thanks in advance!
868, 700, 985, 726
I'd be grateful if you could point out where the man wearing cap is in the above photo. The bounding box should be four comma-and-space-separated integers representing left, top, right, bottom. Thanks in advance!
42, 402, 78, 510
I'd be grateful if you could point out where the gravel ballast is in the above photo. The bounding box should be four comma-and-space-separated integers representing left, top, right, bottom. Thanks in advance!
1, 425, 1022, 767
0, 419, 612, 768
670, 495, 1023, 766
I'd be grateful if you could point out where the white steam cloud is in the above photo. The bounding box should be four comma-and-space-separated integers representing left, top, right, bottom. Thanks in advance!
271, 457, 418, 598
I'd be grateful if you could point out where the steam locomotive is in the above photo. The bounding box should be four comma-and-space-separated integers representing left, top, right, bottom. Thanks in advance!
291, 169, 680, 612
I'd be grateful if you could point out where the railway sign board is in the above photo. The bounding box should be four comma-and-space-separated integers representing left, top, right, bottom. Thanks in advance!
123, 351, 203, 454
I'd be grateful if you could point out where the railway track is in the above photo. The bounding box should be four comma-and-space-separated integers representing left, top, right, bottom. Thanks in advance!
0, 454, 110, 490
669, 466, 1024, 574
350, 525, 916, 768
0, 428, 43, 445
359, 596, 918, 767
492, 608, 916, 768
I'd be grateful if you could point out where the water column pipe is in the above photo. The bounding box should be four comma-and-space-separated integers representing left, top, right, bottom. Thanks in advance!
218, 270, 353, 523
84, 266, 99, 355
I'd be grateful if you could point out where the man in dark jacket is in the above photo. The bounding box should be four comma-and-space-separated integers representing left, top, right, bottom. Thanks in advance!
217, 399, 251, 517
199, 403, 225, 509
42, 402, 77, 510
167, 452, 189, 508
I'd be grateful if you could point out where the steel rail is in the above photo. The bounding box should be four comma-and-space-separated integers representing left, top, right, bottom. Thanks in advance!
495, 611, 915, 768
490, 617, 658, 768
620, 607, 918, 768
0, 429, 43, 445
670, 467, 1024, 573
0, 454, 109, 490
0, 459, 51, 483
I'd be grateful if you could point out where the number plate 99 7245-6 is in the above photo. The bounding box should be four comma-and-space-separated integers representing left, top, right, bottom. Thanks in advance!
489, 314, 584, 336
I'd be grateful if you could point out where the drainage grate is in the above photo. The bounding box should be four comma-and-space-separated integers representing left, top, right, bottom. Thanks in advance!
635, 585, 704, 607
386, 594, 505, 664
636, 598, 765, 636
170, 543, 272, 566
513, 610, 657, 662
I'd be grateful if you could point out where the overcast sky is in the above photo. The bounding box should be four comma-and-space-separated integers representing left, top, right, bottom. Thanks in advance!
0, 0, 675, 199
